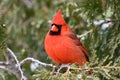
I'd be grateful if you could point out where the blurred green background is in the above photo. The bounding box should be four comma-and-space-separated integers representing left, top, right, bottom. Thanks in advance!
0, 0, 120, 80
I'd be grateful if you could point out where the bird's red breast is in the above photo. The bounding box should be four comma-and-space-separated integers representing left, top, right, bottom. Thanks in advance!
44, 9, 89, 66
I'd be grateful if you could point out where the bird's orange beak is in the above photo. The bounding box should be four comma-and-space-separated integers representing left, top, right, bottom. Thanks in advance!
51, 25, 58, 32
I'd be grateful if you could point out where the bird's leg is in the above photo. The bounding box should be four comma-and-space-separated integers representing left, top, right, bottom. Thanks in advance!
56, 64, 70, 76
50, 65, 57, 75
63, 65, 71, 79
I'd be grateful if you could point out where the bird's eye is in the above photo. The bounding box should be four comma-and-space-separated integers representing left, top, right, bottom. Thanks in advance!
51, 25, 59, 32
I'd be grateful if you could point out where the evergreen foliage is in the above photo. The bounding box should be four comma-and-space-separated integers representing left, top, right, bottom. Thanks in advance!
0, 0, 120, 80
0, 24, 7, 60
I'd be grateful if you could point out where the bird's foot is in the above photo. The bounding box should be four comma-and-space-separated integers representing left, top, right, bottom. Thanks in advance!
62, 65, 71, 79
56, 64, 70, 76
50, 65, 57, 75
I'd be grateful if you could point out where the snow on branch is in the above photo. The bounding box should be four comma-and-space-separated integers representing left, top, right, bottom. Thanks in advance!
77, 29, 93, 38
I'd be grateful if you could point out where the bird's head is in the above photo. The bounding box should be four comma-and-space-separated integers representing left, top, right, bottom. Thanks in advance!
49, 9, 71, 35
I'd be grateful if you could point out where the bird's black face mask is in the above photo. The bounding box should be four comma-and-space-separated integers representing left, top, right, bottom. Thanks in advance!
49, 24, 62, 35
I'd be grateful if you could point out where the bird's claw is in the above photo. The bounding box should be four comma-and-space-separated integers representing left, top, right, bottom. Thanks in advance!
56, 64, 70, 76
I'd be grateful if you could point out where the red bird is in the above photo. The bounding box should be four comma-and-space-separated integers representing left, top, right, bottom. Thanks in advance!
44, 9, 89, 66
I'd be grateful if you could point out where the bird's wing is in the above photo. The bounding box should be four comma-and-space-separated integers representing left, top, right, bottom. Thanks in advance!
67, 32, 89, 62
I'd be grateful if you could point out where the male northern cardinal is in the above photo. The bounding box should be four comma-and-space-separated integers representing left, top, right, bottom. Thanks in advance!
44, 9, 89, 66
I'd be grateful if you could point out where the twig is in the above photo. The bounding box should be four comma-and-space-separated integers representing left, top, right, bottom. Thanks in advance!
77, 29, 93, 38
91, 66, 120, 70
0, 62, 7, 65
21, 0, 33, 8
20, 57, 55, 68
0, 48, 26, 80
0, 48, 56, 80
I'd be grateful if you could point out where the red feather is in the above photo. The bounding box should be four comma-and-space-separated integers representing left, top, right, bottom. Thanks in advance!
44, 9, 89, 66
